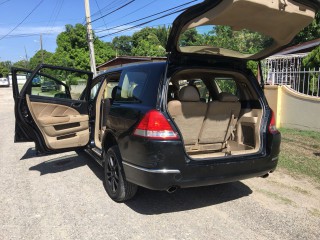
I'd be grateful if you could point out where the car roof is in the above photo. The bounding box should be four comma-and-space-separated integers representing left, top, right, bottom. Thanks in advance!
97, 61, 166, 77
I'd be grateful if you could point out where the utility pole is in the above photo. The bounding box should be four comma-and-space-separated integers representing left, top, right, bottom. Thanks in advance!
40, 34, 44, 64
24, 46, 28, 68
84, 0, 97, 76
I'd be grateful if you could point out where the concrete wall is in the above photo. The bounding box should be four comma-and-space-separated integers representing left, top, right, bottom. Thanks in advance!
264, 85, 279, 124
264, 85, 320, 132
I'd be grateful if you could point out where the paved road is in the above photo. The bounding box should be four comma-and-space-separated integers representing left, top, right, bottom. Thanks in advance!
1, 86, 319, 240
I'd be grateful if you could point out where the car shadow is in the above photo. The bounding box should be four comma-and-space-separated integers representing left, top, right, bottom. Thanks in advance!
26, 149, 252, 214
28, 153, 87, 175
125, 181, 252, 215
27, 150, 105, 179
20, 147, 39, 160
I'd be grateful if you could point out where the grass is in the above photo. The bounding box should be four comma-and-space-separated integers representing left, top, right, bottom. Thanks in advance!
278, 128, 320, 183
257, 189, 294, 205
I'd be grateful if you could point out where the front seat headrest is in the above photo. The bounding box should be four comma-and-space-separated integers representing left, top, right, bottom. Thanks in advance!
179, 86, 200, 102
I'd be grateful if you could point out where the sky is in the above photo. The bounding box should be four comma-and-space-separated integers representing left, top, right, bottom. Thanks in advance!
0, 0, 202, 62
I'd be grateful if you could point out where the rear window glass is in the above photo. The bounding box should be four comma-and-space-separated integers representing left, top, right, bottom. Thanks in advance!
115, 70, 148, 102
178, 25, 273, 58
213, 78, 237, 96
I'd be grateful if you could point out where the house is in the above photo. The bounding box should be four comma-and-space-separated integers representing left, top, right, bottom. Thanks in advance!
263, 38, 320, 85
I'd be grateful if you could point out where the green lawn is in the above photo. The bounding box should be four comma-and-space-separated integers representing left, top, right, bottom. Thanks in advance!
278, 128, 320, 182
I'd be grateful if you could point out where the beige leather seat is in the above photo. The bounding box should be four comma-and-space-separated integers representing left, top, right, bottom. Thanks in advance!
168, 86, 207, 148
198, 92, 241, 150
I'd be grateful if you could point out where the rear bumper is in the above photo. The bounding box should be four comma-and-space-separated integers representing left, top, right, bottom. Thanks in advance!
120, 132, 281, 191
122, 155, 278, 191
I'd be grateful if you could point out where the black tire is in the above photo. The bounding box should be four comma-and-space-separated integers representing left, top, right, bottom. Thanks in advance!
103, 146, 137, 202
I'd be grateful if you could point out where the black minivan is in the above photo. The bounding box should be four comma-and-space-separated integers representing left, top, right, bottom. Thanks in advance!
12, 0, 319, 202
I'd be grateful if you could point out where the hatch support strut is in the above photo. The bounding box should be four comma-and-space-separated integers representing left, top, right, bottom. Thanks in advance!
258, 61, 264, 90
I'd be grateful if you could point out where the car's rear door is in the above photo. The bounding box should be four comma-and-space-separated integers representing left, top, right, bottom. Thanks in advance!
11, 64, 93, 154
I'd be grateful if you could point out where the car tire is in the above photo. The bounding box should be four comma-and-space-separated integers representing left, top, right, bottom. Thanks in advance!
103, 146, 137, 202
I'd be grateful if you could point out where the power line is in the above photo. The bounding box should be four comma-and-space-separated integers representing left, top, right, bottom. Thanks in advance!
0, 0, 44, 41
90, 0, 124, 18
95, 0, 159, 29
43, 0, 64, 47
0, 32, 55, 39
95, 0, 197, 34
94, 0, 108, 29
0, 0, 10, 6
90, 0, 136, 24
97, 7, 188, 39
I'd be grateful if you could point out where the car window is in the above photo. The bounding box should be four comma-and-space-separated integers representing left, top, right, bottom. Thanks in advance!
12, 71, 29, 93
29, 68, 90, 100
89, 75, 104, 101
213, 78, 238, 96
115, 70, 148, 102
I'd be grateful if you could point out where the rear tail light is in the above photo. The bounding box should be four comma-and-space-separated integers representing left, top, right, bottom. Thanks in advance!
268, 110, 279, 134
133, 110, 179, 140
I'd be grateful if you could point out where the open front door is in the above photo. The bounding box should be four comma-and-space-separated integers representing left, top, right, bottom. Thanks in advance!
11, 64, 93, 154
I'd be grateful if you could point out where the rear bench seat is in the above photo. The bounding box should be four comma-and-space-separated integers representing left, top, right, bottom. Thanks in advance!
168, 87, 241, 153
168, 86, 207, 148
198, 92, 241, 151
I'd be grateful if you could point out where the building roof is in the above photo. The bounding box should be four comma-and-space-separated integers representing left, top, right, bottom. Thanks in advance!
275, 38, 320, 55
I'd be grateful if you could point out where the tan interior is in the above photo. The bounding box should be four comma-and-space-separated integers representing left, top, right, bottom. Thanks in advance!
94, 80, 107, 149
26, 95, 89, 149
168, 86, 207, 146
167, 69, 264, 159
178, 0, 316, 59
94, 75, 120, 149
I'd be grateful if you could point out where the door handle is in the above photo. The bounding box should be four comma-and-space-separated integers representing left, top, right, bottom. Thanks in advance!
71, 102, 82, 108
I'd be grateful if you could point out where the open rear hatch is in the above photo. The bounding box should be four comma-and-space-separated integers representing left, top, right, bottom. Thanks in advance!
166, 0, 319, 60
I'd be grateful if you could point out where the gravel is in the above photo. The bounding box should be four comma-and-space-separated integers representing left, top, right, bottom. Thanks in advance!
1, 86, 319, 240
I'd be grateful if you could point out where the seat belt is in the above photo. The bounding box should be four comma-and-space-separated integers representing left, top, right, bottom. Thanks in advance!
222, 113, 236, 154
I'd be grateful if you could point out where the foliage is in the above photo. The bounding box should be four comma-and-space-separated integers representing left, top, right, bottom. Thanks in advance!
51, 24, 115, 70
12, 60, 30, 69
247, 60, 259, 76
66, 78, 79, 86
302, 45, 320, 68
0, 61, 12, 77
112, 36, 133, 56
131, 27, 167, 56
291, 11, 320, 45
215, 79, 237, 95
179, 26, 272, 55
29, 50, 54, 69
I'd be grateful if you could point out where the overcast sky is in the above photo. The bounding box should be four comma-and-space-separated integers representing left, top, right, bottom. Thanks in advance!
0, 0, 202, 62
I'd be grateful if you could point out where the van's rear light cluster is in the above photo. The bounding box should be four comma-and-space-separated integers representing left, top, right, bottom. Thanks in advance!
133, 110, 179, 140
268, 110, 279, 134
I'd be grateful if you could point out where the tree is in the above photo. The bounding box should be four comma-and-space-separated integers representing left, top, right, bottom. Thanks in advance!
291, 11, 320, 45
0, 61, 12, 77
112, 36, 133, 56
12, 60, 30, 69
179, 28, 204, 46
131, 27, 166, 56
29, 50, 54, 69
52, 24, 115, 70
303, 45, 320, 68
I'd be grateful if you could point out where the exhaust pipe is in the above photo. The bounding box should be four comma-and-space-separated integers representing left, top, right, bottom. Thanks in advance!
167, 186, 178, 193
261, 173, 269, 178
